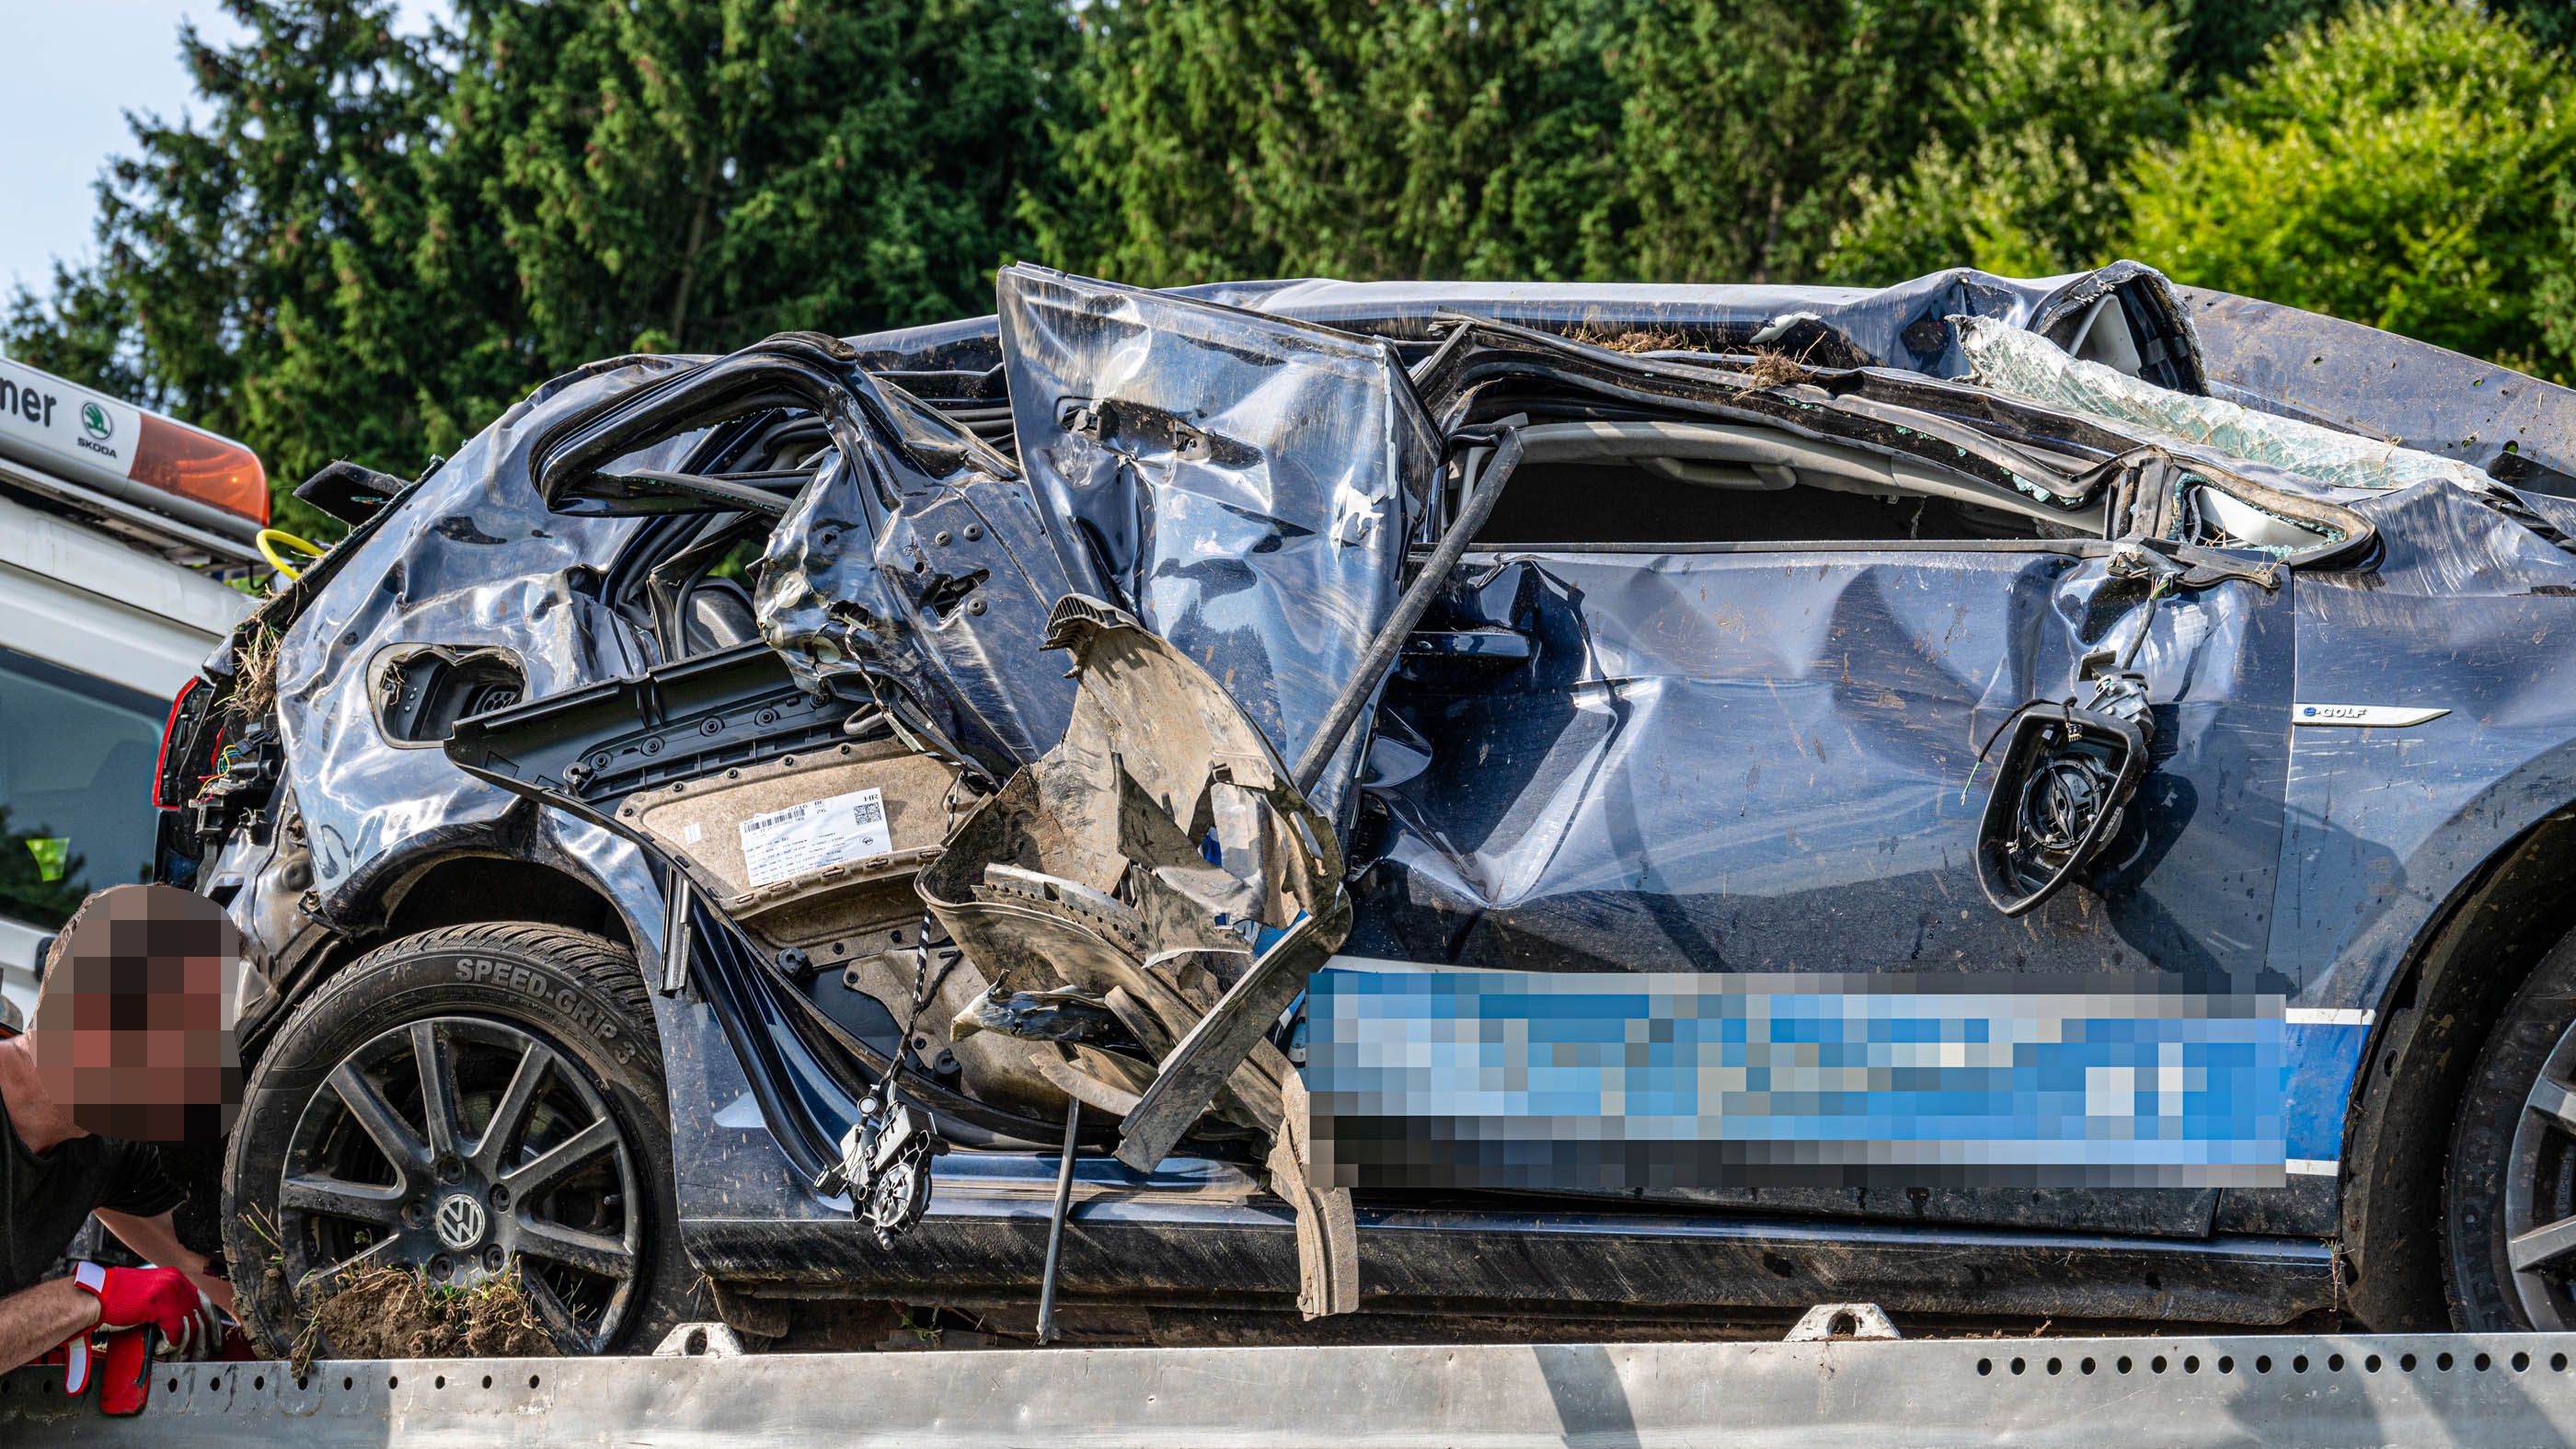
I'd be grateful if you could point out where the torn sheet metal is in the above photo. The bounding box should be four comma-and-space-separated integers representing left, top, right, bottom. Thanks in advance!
1960, 316, 2491, 494
1232, 259, 2208, 389
730, 339, 1083, 776
996, 266, 1441, 821
206, 355, 693, 1022
918, 596, 1357, 1316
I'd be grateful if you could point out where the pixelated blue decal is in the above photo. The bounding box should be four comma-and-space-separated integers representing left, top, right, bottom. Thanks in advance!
1304, 963, 2352, 1192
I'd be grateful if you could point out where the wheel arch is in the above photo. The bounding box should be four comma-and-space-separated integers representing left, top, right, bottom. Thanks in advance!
2341, 801, 2576, 1328
270, 846, 661, 1041
376, 852, 638, 948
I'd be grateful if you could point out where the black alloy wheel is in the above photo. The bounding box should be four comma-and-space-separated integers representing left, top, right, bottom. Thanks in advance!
277, 1016, 644, 1352
225, 923, 696, 1357
2448, 924, 2576, 1328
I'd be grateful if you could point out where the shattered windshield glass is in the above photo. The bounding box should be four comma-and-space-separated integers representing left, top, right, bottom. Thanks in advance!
1959, 315, 2493, 494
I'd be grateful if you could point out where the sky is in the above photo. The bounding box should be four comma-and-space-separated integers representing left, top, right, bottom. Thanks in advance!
0, 1, 443, 299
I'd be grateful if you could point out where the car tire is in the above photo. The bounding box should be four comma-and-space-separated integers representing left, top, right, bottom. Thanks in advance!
223, 923, 697, 1357
2445, 926, 2576, 1328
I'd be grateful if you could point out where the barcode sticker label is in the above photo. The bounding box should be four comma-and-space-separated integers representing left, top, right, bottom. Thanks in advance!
737, 788, 893, 887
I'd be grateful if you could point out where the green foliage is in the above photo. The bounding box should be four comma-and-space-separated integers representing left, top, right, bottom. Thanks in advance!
1825, 0, 2184, 282
1036, 0, 1627, 283
2120, 1, 2576, 379
0, 264, 158, 410
2173, 0, 2346, 86
440, 0, 1074, 361
2498, 0, 2576, 54
0, 804, 94, 931
4, 0, 1071, 527
5, 1, 443, 538
1610, 1, 1973, 284
11, 0, 2576, 511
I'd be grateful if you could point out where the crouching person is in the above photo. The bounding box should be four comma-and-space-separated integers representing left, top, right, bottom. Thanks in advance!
0, 885, 244, 1411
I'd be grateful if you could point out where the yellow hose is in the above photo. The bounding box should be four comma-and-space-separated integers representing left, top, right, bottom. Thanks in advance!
256, 528, 328, 581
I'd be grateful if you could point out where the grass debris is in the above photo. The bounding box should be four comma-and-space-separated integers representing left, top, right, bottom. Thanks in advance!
299, 1263, 558, 1369
1731, 346, 1818, 392
230, 625, 282, 722
1568, 323, 1695, 355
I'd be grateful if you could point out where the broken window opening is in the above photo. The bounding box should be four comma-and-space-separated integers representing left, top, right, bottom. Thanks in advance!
2174, 477, 2349, 558
642, 514, 771, 658
1459, 419, 2106, 549
1412, 320, 2117, 549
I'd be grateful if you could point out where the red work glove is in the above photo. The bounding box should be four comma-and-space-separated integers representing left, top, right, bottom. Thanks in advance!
57, 1328, 155, 1415
73, 1263, 218, 1356
58, 1265, 215, 1418
75, 1326, 156, 1416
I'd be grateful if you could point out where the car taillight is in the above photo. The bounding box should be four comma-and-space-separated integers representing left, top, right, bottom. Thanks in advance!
155, 675, 202, 810
132, 413, 269, 526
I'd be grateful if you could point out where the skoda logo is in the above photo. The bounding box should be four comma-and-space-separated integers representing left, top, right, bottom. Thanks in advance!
434, 1193, 489, 1251
79, 402, 111, 441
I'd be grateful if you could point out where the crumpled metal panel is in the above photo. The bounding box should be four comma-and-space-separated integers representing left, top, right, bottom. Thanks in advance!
200, 255, 2576, 1310
996, 266, 1441, 820
227, 359, 689, 974
857, 263, 2202, 377
1235, 260, 2204, 386
752, 363, 1080, 776
1338, 543, 2297, 1236
1960, 316, 2490, 493
1347, 548, 2292, 983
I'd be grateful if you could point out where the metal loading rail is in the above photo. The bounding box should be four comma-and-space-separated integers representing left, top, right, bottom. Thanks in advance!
10, 1332, 2576, 1448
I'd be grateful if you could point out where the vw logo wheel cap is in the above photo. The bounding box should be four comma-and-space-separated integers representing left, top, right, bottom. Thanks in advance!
434, 1192, 489, 1251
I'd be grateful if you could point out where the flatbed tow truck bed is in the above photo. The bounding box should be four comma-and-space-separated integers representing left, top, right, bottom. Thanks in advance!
9, 1328, 2576, 1447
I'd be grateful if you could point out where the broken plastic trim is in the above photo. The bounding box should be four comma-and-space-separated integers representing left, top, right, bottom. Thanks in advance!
917, 595, 1350, 1156
916, 594, 1361, 1317
437, 642, 1066, 1167
811, 1083, 943, 1249
2091, 448, 2376, 570
1976, 696, 2152, 918
1973, 540, 2278, 915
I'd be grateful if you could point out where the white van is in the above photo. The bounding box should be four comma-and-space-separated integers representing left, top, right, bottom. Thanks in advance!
0, 353, 260, 1027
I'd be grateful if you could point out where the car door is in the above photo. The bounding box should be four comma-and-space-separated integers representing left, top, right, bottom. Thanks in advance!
1340, 474, 2305, 1235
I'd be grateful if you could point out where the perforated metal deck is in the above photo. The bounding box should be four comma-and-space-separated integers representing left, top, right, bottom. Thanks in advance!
9, 1331, 2576, 1446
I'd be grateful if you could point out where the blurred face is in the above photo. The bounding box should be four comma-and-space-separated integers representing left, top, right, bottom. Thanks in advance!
29, 883, 244, 1141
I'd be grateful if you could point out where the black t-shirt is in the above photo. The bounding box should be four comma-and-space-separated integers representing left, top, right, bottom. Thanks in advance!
3, 1088, 183, 1297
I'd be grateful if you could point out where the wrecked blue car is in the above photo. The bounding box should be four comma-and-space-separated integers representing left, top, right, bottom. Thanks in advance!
160, 262, 2576, 1353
